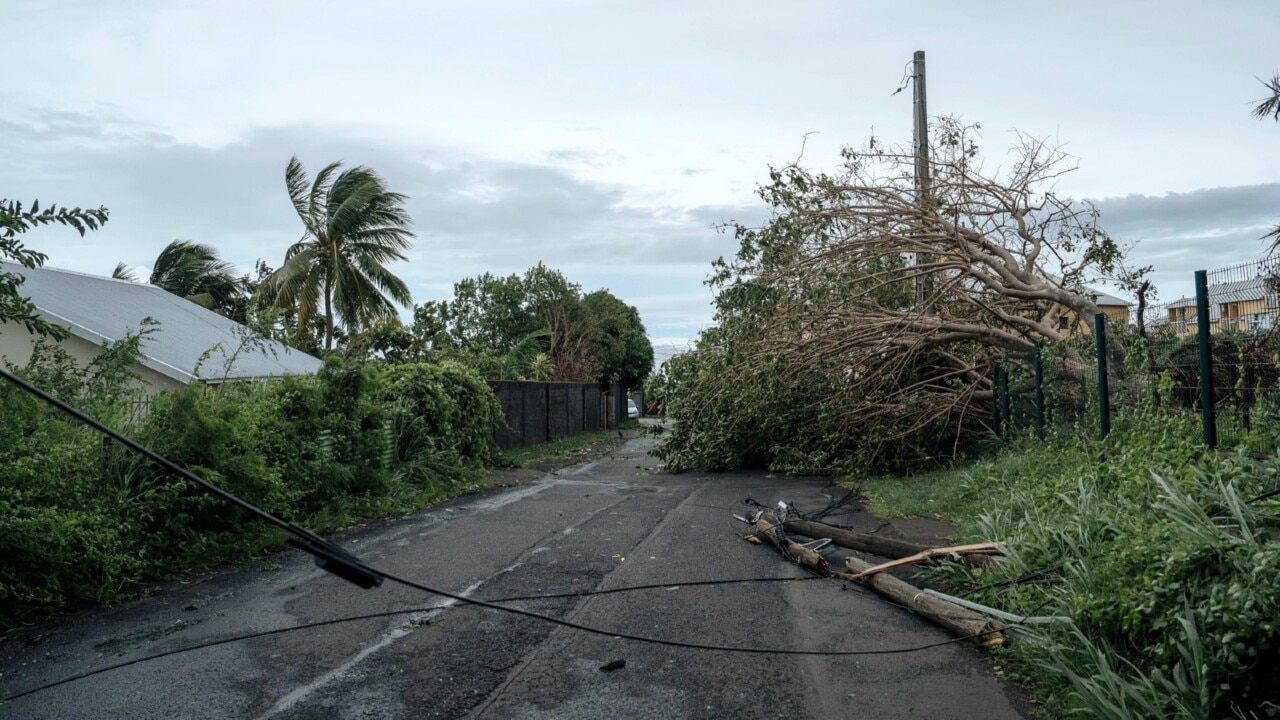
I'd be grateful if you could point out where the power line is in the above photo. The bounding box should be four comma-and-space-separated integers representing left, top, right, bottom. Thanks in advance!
0, 366, 1004, 705
1, 573, 996, 704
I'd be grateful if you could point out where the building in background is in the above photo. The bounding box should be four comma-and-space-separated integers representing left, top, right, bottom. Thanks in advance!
0, 263, 321, 396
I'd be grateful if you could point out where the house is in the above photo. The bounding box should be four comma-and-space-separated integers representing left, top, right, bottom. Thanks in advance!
1056, 287, 1133, 334
0, 262, 322, 395
1161, 276, 1279, 336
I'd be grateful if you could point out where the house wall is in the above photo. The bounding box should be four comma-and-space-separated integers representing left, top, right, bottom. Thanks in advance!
1164, 298, 1274, 336
1060, 305, 1131, 335
0, 321, 185, 396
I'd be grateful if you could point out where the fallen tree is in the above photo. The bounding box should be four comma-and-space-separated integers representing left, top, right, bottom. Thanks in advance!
654, 119, 1146, 473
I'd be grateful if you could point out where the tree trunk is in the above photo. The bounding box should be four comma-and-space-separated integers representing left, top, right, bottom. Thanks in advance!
324, 280, 334, 351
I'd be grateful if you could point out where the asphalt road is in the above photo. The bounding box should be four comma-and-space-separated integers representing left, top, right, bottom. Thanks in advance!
0, 429, 1035, 719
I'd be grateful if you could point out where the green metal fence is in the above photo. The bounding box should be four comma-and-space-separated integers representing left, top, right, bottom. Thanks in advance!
992, 255, 1280, 449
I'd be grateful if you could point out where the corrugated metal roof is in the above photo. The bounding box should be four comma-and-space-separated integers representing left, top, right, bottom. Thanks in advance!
1166, 277, 1269, 310
3, 262, 322, 383
1082, 286, 1131, 308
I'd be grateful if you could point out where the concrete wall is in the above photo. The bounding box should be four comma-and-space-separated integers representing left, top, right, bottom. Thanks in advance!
487, 380, 608, 450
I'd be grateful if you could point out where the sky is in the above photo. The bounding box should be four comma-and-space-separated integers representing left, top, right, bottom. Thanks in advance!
4, 0, 1279, 364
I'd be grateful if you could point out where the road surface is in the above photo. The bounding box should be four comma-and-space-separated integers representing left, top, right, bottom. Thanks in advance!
0, 429, 1034, 719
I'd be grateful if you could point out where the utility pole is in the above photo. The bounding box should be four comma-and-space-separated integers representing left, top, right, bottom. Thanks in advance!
912, 50, 932, 309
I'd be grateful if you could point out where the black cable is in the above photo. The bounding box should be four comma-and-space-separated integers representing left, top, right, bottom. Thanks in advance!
0, 575, 822, 702
381, 567, 1001, 657
0, 368, 381, 588
2, 574, 998, 704
1245, 486, 1280, 505
488, 575, 822, 602
0, 368, 1001, 704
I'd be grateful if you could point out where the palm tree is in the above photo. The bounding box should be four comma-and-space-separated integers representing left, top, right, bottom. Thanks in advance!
111, 242, 245, 316
1253, 74, 1280, 251
148, 241, 244, 313
265, 156, 415, 351
1252, 73, 1280, 122
110, 262, 139, 282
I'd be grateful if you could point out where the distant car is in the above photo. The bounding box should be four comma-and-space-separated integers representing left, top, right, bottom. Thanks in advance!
626, 398, 640, 420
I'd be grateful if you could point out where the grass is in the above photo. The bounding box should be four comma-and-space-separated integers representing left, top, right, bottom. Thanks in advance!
853, 423, 1280, 719
859, 465, 983, 520
496, 430, 618, 468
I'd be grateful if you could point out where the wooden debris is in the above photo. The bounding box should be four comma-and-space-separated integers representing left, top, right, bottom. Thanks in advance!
784, 518, 997, 569
743, 534, 762, 544
921, 589, 1071, 625
839, 556, 1004, 647
842, 543, 1002, 580
753, 511, 829, 575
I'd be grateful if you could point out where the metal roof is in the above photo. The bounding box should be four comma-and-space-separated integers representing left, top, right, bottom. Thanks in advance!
1166, 277, 1269, 310
3, 262, 322, 383
1082, 287, 1131, 308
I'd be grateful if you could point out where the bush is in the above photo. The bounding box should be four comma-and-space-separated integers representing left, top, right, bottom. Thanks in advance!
0, 344, 503, 628
383, 360, 501, 468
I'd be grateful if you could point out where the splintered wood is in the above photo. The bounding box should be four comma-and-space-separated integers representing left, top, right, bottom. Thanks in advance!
839, 543, 1002, 580
741, 511, 1006, 648
841, 555, 1005, 647
751, 511, 829, 575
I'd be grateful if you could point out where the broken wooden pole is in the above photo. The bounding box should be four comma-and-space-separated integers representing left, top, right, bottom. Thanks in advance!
840, 556, 1004, 647
753, 511, 829, 575
784, 518, 995, 568
844, 543, 1002, 580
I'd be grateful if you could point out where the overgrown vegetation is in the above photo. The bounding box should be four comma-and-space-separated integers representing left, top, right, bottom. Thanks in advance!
0, 336, 500, 629
866, 415, 1280, 718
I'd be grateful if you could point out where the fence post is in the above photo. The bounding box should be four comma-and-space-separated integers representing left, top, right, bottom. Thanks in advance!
1094, 313, 1111, 439
1194, 270, 1217, 448
1033, 343, 1045, 440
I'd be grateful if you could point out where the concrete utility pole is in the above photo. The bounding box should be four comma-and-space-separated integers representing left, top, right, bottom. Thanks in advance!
912, 50, 932, 309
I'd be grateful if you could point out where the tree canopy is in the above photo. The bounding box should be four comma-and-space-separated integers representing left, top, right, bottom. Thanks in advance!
581, 289, 653, 388
399, 265, 653, 385
126, 240, 247, 318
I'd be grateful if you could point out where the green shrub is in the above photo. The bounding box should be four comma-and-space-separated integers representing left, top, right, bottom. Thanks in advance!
0, 343, 504, 628
383, 360, 500, 468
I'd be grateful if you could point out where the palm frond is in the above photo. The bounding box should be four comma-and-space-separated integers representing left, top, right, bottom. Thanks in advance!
285, 155, 314, 229
1251, 73, 1280, 121
354, 252, 413, 307
111, 262, 139, 282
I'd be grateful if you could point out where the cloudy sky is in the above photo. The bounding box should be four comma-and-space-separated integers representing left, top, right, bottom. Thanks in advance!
4, 0, 1279, 361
